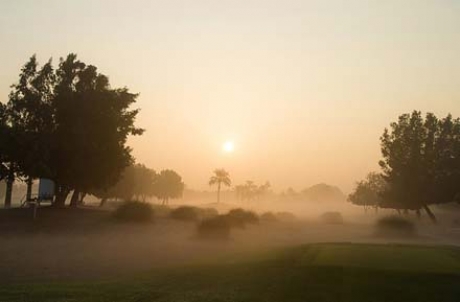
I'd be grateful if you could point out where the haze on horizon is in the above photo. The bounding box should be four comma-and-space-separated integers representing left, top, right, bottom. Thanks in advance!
1, 0, 459, 193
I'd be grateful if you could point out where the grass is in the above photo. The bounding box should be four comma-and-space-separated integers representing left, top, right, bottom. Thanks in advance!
1, 243, 460, 302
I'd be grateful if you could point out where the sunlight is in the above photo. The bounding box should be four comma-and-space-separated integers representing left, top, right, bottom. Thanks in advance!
222, 141, 235, 153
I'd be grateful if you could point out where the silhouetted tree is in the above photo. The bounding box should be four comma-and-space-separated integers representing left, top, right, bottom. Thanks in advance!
152, 169, 184, 205
209, 169, 231, 203
4, 55, 56, 207
0, 103, 15, 207
94, 164, 157, 206
348, 172, 386, 212
6, 54, 143, 208
379, 111, 460, 222
235, 180, 270, 201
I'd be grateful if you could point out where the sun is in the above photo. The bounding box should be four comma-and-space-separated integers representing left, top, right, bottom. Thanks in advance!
222, 141, 235, 153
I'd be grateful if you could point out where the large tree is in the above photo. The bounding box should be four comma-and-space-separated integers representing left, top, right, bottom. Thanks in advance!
379, 111, 460, 222
5, 54, 143, 207
51, 54, 144, 207
5, 55, 56, 205
209, 169, 231, 203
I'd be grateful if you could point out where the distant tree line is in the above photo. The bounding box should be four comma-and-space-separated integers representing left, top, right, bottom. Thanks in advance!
0, 54, 143, 208
96, 164, 184, 207
349, 111, 460, 222
234, 181, 270, 201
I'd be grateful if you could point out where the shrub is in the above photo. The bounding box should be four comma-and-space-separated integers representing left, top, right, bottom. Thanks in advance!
275, 211, 296, 222
319, 211, 344, 224
375, 216, 416, 237
198, 207, 219, 220
170, 206, 199, 221
260, 212, 278, 222
224, 208, 259, 228
197, 215, 231, 240
151, 204, 171, 218
113, 201, 154, 223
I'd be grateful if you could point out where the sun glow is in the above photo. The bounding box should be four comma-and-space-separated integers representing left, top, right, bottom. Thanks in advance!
223, 141, 235, 153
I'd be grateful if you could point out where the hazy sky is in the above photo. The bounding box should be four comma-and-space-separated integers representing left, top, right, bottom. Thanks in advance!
1, 0, 459, 193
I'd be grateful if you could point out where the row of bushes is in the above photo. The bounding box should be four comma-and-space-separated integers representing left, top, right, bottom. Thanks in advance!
113, 201, 297, 224
112, 201, 292, 240
113, 201, 417, 239
197, 208, 260, 239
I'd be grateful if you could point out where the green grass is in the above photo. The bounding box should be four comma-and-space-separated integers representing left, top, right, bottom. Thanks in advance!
1, 243, 460, 302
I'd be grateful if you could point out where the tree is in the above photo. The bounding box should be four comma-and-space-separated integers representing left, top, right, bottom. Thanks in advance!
379, 111, 460, 222
52, 54, 144, 207
5, 55, 56, 207
153, 170, 185, 205
348, 172, 386, 212
93, 164, 157, 206
209, 169, 231, 203
0, 102, 14, 207
152, 170, 184, 205
5, 54, 144, 208
235, 180, 270, 201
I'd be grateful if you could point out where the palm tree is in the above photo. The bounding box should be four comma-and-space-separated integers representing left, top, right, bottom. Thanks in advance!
209, 169, 231, 203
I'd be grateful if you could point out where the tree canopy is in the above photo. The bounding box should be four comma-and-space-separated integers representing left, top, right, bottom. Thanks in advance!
235, 181, 270, 201
209, 169, 231, 203
1, 54, 144, 207
378, 111, 460, 221
348, 172, 386, 211
152, 169, 185, 205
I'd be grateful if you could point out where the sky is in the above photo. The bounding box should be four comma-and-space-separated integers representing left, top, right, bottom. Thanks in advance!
1, 0, 459, 193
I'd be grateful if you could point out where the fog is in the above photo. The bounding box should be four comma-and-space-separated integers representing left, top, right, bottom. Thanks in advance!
1, 196, 459, 284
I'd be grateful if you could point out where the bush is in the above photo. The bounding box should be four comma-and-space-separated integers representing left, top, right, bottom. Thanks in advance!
151, 204, 171, 218
197, 215, 231, 240
170, 206, 200, 221
275, 211, 296, 222
198, 207, 219, 219
224, 208, 259, 228
375, 216, 416, 237
260, 212, 278, 222
319, 211, 344, 224
113, 201, 154, 223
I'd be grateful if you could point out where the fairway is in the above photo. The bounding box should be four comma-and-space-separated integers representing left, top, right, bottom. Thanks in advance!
1, 243, 460, 302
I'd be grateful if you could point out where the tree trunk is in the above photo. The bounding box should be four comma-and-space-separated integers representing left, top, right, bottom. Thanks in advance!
423, 204, 437, 223
26, 178, 33, 201
69, 189, 80, 208
217, 182, 221, 203
4, 167, 14, 208
53, 186, 70, 208
78, 192, 86, 205
416, 209, 421, 219
99, 197, 107, 207
4, 179, 13, 208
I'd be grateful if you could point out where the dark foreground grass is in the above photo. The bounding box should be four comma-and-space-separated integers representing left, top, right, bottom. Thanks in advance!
1, 243, 460, 302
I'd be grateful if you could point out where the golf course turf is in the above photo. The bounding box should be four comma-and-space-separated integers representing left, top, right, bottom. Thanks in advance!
1, 243, 460, 302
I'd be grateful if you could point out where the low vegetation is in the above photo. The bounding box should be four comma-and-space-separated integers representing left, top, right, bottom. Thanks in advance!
260, 211, 278, 222
2, 243, 460, 302
224, 208, 259, 228
319, 211, 344, 224
169, 206, 200, 221
375, 216, 416, 237
275, 211, 296, 222
197, 215, 231, 240
112, 201, 154, 223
